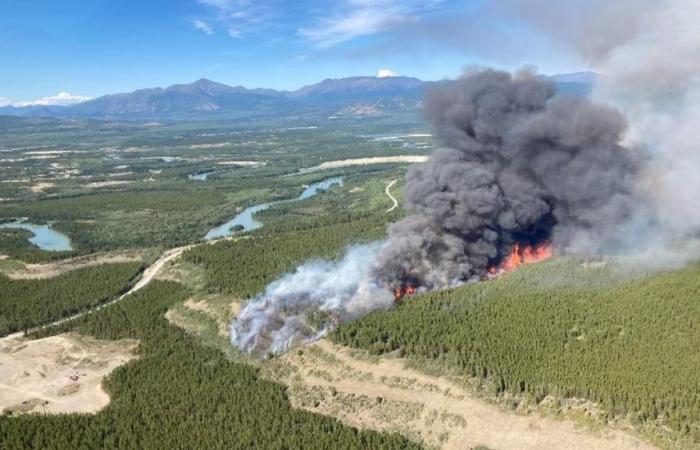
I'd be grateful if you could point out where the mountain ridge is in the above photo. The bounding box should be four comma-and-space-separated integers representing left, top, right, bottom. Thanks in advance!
0, 72, 595, 121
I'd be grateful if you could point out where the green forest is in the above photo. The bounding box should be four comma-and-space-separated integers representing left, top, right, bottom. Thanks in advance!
1, 281, 420, 450
0, 262, 142, 336
333, 259, 700, 444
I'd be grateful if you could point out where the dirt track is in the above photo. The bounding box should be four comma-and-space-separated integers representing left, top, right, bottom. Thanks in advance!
0, 246, 192, 343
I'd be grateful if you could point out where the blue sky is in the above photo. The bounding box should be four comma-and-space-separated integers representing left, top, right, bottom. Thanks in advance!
0, 0, 585, 103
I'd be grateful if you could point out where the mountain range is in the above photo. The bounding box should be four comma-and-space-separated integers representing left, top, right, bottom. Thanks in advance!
0, 73, 595, 122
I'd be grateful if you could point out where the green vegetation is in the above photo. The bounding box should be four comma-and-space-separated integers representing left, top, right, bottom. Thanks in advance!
0, 262, 142, 335
333, 258, 700, 444
2, 281, 421, 450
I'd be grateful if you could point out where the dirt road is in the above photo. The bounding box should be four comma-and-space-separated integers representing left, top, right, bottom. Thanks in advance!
0, 245, 193, 343
385, 179, 399, 213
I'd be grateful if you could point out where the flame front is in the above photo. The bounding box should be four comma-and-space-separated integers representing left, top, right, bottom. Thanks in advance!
393, 285, 416, 302
489, 242, 552, 275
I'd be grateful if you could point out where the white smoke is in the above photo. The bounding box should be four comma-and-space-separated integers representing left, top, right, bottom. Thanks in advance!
589, 0, 700, 243
499, 0, 700, 255
231, 242, 393, 355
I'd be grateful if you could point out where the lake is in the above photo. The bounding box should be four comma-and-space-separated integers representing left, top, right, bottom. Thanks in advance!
0, 220, 73, 251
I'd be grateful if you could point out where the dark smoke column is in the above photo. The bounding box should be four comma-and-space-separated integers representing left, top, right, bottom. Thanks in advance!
374, 69, 639, 291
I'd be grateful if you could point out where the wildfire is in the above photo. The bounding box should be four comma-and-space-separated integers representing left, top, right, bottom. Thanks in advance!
488, 242, 553, 276
393, 285, 416, 302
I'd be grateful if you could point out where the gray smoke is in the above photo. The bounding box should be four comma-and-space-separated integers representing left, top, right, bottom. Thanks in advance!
231, 243, 392, 355
491, 0, 700, 264
375, 69, 641, 290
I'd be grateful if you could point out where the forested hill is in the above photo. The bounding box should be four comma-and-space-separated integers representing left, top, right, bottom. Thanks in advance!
333, 258, 700, 446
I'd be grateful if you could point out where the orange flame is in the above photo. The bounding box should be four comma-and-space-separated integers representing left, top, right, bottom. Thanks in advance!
488, 242, 552, 276
393, 285, 417, 302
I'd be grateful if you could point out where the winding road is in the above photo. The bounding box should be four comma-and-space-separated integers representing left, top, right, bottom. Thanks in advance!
0, 245, 193, 343
385, 179, 399, 213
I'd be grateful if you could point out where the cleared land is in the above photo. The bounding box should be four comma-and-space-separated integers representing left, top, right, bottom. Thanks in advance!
84, 181, 132, 188
1, 251, 142, 279
299, 155, 428, 173
267, 339, 657, 450
0, 333, 137, 415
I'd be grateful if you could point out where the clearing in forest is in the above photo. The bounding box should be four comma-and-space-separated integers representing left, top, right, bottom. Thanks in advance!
0, 333, 137, 415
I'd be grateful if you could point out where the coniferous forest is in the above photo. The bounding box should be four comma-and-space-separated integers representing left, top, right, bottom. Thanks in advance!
333, 259, 700, 443
1, 281, 420, 450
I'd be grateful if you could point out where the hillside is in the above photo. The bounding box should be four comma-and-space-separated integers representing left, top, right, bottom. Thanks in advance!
333, 257, 700, 447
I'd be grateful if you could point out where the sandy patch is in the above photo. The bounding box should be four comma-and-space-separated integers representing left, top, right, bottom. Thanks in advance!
166, 293, 241, 340
216, 160, 260, 166
2, 252, 142, 279
184, 299, 210, 312
23, 151, 75, 156
266, 340, 657, 450
0, 333, 138, 415
299, 155, 428, 173
190, 143, 230, 149
84, 180, 132, 189
29, 182, 54, 194
349, 187, 364, 193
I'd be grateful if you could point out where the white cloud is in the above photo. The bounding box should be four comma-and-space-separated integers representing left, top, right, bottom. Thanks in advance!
10, 92, 92, 107
197, 0, 273, 35
299, 0, 442, 48
377, 68, 399, 78
193, 19, 214, 35
0, 97, 11, 107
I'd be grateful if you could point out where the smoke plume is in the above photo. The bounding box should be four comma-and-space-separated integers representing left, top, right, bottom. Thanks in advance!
375, 69, 641, 290
231, 243, 392, 355
496, 0, 700, 251
232, 2, 700, 355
